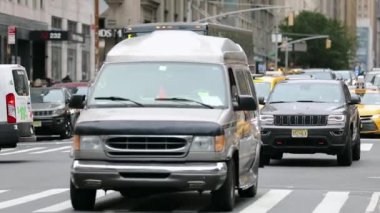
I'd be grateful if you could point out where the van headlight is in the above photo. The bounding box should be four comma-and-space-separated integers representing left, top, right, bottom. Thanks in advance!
190, 136, 225, 152
327, 115, 346, 125
260, 115, 274, 125
79, 136, 102, 151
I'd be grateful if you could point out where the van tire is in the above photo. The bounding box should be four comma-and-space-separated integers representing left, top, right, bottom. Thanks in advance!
60, 119, 72, 139
211, 160, 235, 211
70, 181, 96, 211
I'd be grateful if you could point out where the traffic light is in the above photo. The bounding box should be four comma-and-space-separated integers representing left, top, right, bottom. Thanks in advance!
325, 39, 332, 49
288, 12, 294, 26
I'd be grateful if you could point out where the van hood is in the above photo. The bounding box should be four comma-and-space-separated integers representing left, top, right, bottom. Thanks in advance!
75, 108, 226, 136
261, 102, 345, 115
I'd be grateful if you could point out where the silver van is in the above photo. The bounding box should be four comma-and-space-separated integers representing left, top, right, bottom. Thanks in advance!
69, 31, 261, 211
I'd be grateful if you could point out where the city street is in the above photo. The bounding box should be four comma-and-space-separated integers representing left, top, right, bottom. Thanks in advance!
0, 137, 379, 212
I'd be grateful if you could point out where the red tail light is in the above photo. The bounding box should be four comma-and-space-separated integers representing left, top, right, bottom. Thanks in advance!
6, 93, 16, 123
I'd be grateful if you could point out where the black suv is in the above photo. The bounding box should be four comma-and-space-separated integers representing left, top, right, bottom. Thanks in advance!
259, 80, 361, 166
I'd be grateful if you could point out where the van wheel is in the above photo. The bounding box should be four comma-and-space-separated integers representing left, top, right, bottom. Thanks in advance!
337, 130, 353, 166
70, 181, 96, 211
60, 119, 72, 139
211, 160, 235, 211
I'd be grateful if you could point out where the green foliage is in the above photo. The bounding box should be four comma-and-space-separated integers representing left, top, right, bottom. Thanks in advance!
279, 11, 355, 69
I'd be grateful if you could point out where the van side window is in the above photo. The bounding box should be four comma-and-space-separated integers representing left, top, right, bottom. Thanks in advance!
228, 68, 238, 102
234, 69, 252, 96
244, 70, 257, 98
12, 70, 29, 96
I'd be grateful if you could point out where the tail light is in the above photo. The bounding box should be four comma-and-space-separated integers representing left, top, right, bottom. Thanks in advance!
6, 93, 16, 123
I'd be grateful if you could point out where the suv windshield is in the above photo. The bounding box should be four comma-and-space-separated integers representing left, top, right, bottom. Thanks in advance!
89, 62, 227, 108
361, 93, 380, 105
269, 82, 343, 103
31, 88, 65, 104
254, 82, 271, 98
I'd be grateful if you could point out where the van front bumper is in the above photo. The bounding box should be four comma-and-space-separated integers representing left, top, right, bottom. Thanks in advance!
71, 160, 227, 191
0, 123, 19, 148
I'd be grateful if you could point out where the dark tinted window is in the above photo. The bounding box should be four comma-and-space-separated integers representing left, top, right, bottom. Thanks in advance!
12, 70, 29, 96
235, 70, 251, 95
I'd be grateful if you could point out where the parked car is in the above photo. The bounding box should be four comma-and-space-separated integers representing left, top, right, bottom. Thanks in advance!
364, 70, 380, 85
69, 31, 261, 212
0, 65, 36, 149
52, 82, 89, 96
259, 79, 361, 166
31, 87, 73, 139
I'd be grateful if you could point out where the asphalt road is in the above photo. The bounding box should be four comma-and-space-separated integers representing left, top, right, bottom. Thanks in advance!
0, 137, 379, 213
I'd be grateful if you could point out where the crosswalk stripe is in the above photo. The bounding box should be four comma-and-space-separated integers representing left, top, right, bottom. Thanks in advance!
33, 190, 116, 212
0, 147, 46, 156
62, 150, 70, 153
240, 189, 292, 213
313, 191, 349, 213
30, 146, 71, 154
0, 190, 8, 194
361, 144, 373, 152
0, 188, 68, 210
365, 192, 380, 213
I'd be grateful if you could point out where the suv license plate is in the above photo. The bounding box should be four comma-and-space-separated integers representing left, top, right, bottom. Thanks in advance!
33, 121, 42, 127
292, 129, 308, 138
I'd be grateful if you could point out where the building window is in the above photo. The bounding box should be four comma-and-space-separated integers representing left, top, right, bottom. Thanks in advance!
68, 21, 77, 33
51, 46, 62, 81
52, 16, 62, 29
33, 0, 37, 8
17, 0, 21, 4
82, 24, 90, 36
25, 0, 28, 6
40, 0, 43, 9
82, 51, 90, 80
67, 49, 76, 81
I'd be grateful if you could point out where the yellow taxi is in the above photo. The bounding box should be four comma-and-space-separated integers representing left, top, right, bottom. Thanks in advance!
253, 75, 286, 108
350, 87, 380, 134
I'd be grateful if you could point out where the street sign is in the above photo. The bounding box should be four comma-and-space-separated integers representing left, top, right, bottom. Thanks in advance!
294, 41, 307, 52
8, 25, 16, 45
271, 33, 282, 43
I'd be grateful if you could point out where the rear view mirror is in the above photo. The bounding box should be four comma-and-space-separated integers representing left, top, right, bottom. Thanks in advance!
258, 97, 265, 105
233, 95, 257, 111
350, 94, 361, 105
69, 95, 86, 109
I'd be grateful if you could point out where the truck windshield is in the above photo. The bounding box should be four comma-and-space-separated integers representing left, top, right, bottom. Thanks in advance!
89, 62, 227, 108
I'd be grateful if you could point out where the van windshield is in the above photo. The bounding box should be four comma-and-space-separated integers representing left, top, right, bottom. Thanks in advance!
88, 62, 227, 108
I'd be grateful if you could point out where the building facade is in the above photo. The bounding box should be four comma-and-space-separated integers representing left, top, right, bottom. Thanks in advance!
356, 0, 377, 71
0, 0, 94, 82
100, 0, 277, 71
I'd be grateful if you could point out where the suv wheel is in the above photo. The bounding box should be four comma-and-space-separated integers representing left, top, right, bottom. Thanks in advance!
352, 125, 361, 161
337, 130, 353, 166
60, 119, 72, 139
211, 160, 235, 211
70, 181, 96, 211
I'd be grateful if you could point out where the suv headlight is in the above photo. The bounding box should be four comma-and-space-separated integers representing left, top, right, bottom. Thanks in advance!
190, 136, 225, 152
75, 135, 102, 151
327, 115, 346, 125
53, 108, 66, 116
260, 115, 274, 125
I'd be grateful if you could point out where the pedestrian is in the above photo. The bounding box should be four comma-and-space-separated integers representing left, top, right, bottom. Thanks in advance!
62, 75, 72, 83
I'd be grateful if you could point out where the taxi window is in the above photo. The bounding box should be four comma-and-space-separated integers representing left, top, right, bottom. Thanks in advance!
12, 70, 29, 96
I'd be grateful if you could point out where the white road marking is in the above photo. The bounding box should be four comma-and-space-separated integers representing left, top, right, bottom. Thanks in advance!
366, 192, 380, 213
62, 150, 71, 153
33, 190, 115, 212
313, 191, 349, 213
30, 146, 71, 154
0, 190, 8, 194
0, 147, 46, 156
361, 144, 373, 152
240, 189, 292, 213
18, 141, 71, 146
0, 188, 68, 210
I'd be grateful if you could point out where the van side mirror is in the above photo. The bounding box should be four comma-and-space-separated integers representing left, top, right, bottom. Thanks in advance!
258, 97, 266, 105
233, 95, 257, 111
69, 95, 86, 109
350, 94, 361, 105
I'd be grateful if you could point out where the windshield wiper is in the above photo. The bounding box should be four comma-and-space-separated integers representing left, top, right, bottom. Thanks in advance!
296, 100, 324, 103
155, 97, 214, 109
94, 96, 144, 107
269, 101, 288, 104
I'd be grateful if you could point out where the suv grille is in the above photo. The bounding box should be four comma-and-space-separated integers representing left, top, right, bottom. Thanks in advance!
33, 111, 53, 116
104, 136, 190, 158
274, 115, 327, 126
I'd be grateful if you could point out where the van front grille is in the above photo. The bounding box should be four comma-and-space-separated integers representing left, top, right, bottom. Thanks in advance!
104, 136, 190, 158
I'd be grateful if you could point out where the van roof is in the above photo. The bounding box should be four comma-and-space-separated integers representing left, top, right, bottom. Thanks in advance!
0, 64, 25, 70
106, 30, 248, 64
